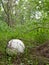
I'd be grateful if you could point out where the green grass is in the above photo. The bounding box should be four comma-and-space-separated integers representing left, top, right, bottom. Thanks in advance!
0, 20, 49, 65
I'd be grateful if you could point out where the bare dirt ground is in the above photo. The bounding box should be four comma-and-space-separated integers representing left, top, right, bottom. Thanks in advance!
29, 40, 49, 64
33, 40, 49, 58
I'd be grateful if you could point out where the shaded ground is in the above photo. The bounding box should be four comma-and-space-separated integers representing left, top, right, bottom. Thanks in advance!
0, 40, 49, 65
32, 40, 49, 58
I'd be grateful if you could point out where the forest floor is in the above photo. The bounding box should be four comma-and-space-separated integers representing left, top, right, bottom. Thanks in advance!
0, 41, 49, 65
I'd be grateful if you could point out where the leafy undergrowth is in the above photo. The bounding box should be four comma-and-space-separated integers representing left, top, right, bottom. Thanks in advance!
0, 47, 43, 65
0, 20, 49, 65
0, 41, 49, 65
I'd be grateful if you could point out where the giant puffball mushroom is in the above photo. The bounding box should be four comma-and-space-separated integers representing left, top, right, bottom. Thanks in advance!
6, 39, 25, 56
